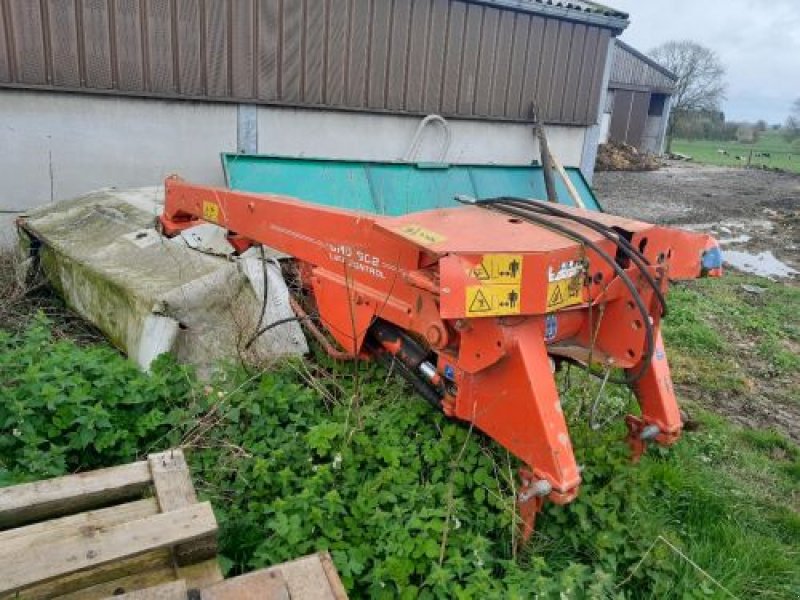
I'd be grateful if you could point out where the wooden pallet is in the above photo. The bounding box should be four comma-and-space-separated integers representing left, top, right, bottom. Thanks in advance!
197, 552, 348, 600
0, 449, 223, 599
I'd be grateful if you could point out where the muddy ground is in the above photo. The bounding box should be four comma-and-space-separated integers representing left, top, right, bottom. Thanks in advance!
595, 161, 800, 276
595, 162, 799, 440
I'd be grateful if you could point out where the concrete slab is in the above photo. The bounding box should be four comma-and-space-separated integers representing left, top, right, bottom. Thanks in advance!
18, 187, 306, 374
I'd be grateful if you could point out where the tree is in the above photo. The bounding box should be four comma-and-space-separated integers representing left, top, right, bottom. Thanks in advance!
783, 98, 800, 143
755, 120, 767, 132
649, 41, 726, 151
784, 117, 800, 143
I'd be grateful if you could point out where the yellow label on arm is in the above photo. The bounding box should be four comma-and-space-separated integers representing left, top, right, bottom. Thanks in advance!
396, 224, 446, 246
202, 201, 220, 223
546, 276, 583, 312
465, 284, 522, 316
470, 254, 523, 283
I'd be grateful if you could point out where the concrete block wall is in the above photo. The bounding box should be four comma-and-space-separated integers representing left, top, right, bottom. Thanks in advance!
0, 89, 590, 246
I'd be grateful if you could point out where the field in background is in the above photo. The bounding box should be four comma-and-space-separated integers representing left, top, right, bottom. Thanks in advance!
672, 131, 800, 174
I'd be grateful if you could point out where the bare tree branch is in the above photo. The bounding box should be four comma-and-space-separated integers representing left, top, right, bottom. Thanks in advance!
650, 40, 726, 113
648, 40, 726, 151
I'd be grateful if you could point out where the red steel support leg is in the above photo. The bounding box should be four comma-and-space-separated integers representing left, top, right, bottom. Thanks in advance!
455, 321, 581, 540
625, 326, 683, 461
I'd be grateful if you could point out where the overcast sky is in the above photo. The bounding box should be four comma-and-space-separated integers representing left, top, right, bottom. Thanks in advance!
607, 0, 800, 124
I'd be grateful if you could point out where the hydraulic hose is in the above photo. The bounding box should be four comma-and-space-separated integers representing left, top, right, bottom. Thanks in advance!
469, 199, 655, 384
488, 197, 667, 318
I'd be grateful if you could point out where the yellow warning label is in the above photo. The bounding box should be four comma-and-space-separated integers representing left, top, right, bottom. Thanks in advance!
470, 254, 523, 284
202, 201, 220, 223
465, 284, 522, 317
546, 276, 583, 312
396, 224, 446, 247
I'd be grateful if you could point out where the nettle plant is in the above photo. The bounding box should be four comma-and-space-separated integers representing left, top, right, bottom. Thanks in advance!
1, 317, 684, 598
0, 317, 200, 482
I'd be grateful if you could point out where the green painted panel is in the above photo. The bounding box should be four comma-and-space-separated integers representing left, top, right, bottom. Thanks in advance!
221, 154, 602, 214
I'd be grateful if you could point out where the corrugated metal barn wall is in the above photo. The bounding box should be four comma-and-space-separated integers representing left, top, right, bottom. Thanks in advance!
609, 42, 675, 93
0, 0, 612, 125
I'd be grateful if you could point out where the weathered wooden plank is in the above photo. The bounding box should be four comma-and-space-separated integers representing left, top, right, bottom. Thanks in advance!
102, 579, 187, 600
200, 570, 289, 600
320, 552, 349, 600
0, 461, 153, 529
148, 449, 218, 568
0, 502, 217, 594
1, 550, 174, 600
0, 498, 159, 549
273, 553, 346, 600
230, 553, 349, 600
52, 565, 177, 600
176, 558, 224, 589
148, 450, 197, 511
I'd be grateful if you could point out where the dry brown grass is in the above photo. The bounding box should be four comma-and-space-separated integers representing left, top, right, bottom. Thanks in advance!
0, 247, 103, 342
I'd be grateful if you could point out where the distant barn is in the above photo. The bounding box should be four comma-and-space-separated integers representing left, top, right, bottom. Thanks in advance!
601, 40, 677, 154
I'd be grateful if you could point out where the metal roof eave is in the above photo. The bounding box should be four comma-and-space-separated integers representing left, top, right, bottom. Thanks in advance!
615, 39, 679, 82
608, 82, 676, 95
466, 0, 629, 33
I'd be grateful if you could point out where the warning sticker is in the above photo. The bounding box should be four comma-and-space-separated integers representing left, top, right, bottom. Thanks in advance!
469, 254, 523, 284
545, 260, 585, 312
203, 201, 220, 223
466, 284, 522, 317
395, 224, 446, 247
546, 274, 584, 311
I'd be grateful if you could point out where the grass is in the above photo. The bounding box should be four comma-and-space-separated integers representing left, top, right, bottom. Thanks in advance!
1, 268, 798, 597
632, 428, 798, 598
672, 131, 800, 174
665, 274, 800, 409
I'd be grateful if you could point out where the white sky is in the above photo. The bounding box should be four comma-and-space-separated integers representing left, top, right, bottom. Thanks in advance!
607, 0, 800, 124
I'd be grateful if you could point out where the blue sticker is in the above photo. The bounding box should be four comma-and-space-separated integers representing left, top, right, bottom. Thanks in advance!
545, 314, 558, 342
655, 348, 666, 360
444, 364, 456, 380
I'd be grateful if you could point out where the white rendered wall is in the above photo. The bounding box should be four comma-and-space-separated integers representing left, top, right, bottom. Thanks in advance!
0, 90, 236, 246
1, 89, 589, 245
256, 106, 587, 166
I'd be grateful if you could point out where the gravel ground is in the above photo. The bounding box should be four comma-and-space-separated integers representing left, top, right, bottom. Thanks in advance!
594, 161, 800, 277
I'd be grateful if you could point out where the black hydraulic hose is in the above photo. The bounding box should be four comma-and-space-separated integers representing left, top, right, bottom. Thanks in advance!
501, 198, 658, 292
489, 197, 668, 318
471, 200, 655, 384
481, 199, 654, 384
501, 198, 650, 264
244, 246, 272, 350
244, 316, 309, 350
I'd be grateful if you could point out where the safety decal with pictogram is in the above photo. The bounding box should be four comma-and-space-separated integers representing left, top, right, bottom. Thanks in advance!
465, 254, 524, 316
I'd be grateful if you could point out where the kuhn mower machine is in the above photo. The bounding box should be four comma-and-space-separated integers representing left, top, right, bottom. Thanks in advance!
160, 175, 721, 539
